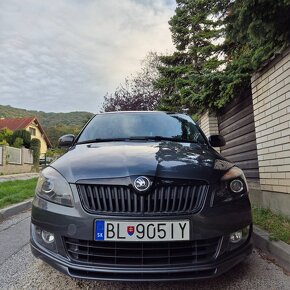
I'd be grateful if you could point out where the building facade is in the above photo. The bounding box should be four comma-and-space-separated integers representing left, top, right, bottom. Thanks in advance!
0, 117, 51, 157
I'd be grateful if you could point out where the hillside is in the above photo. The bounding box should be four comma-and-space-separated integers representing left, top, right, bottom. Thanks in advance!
0, 105, 94, 147
0, 105, 94, 128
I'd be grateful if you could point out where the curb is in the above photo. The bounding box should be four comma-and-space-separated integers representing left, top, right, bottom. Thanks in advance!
0, 173, 39, 183
253, 225, 290, 272
0, 198, 33, 222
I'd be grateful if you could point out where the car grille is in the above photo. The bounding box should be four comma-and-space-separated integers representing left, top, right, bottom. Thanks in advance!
76, 183, 209, 215
64, 237, 220, 268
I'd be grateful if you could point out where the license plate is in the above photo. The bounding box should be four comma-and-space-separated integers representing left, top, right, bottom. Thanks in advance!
95, 220, 190, 241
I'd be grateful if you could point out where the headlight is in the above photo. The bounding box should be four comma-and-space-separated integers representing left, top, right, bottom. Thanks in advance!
221, 166, 248, 192
212, 166, 248, 206
36, 167, 74, 207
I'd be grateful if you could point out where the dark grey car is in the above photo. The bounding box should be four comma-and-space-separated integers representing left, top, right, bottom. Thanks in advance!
30, 111, 252, 281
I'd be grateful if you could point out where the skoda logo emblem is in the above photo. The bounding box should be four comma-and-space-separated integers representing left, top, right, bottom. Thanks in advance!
133, 176, 151, 192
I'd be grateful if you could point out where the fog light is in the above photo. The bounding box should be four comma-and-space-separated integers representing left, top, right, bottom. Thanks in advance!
230, 230, 243, 243
230, 179, 244, 193
41, 230, 55, 244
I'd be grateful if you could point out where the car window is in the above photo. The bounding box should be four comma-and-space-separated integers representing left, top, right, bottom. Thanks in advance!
77, 113, 206, 144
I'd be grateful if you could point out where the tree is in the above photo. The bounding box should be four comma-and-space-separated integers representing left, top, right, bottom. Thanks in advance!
225, 0, 290, 69
45, 125, 81, 148
0, 128, 13, 145
156, 0, 290, 114
156, 0, 229, 113
10, 129, 31, 148
219, 0, 290, 108
30, 138, 41, 168
102, 52, 162, 111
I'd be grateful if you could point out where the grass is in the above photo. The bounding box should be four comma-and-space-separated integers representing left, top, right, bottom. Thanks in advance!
0, 178, 38, 209
252, 206, 290, 245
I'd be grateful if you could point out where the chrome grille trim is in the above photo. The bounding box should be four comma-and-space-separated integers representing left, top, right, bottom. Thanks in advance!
77, 183, 209, 215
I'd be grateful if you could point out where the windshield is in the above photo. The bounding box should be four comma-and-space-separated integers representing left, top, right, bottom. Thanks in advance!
77, 112, 207, 144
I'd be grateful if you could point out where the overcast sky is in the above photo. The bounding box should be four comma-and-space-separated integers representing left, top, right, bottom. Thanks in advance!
0, 0, 175, 113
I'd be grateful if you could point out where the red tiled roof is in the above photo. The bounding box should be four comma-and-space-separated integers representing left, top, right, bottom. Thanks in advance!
0, 117, 35, 131
0, 117, 52, 147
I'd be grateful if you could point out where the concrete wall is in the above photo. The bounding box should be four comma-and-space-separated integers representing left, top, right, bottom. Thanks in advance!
0, 146, 34, 175
251, 47, 290, 217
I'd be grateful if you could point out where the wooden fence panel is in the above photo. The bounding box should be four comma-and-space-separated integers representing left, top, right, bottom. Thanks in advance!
218, 94, 260, 182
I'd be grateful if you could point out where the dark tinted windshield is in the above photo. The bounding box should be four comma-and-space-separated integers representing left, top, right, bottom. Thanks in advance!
77, 112, 206, 144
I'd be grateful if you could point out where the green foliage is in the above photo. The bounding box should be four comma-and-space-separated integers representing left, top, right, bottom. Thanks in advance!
225, 0, 290, 69
0, 128, 13, 145
10, 130, 31, 148
45, 125, 81, 148
46, 148, 62, 157
156, 0, 290, 114
12, 137, 24, 148
156, 0, 229, 113
30, 138, 41, 166
45, 148, 66, 159
0, 105, 93, 128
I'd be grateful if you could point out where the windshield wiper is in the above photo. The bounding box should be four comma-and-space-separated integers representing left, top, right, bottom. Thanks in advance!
76, 138, 129, 144
127, 136, 198, 143
77, 136, 198, 144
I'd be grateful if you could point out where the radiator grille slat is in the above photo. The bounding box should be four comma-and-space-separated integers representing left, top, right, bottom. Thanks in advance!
100, 187, 107, 211
64, 237, 220, 268
94, 187, 102, 211
77, 182, 208, 215
87, 186, 96, 211
108, 187, 114, 212
120, 187, 125, 212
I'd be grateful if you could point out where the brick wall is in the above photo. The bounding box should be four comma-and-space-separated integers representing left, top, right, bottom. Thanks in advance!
199, 111, 219, 137
198, 111, 220, 153
251, 47, 290, 217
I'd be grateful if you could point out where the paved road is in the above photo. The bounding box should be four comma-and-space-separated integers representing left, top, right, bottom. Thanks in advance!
0, 212, 290, 290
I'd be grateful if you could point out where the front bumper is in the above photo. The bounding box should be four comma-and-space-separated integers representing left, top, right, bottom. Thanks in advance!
30, 185, 253, 281
31, 238, 252, 281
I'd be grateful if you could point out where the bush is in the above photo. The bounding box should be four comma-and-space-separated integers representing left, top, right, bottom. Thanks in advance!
12, 137, 24, 148
10, 130, 31, 148
30, 138, 41, 167
0, 128, 13, 144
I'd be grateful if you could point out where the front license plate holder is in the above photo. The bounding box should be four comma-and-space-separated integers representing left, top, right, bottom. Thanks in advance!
94, 220, 190, 242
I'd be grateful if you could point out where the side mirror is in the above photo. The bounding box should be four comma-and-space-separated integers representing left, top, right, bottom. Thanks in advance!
58, 134, 75, 148
208, 134, 226, 147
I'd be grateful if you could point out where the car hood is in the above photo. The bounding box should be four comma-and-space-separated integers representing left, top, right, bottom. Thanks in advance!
51, 141, 232, 184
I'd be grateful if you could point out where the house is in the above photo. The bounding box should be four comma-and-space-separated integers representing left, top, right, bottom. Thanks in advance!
0, 117, 52, 157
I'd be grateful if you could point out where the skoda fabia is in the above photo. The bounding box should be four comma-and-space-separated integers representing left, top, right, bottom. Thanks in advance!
30, 111, 252, 281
